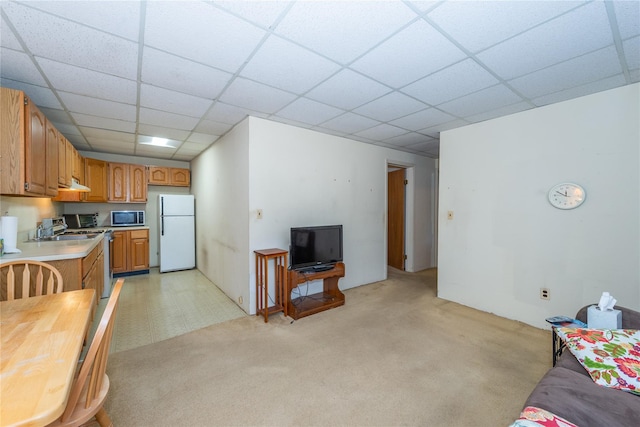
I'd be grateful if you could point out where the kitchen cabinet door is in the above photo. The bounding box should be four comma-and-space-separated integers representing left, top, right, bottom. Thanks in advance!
148, 166, 170, 185
130, 230, 149, 271
44, 120, 58, 196
108, 162, 128, 202
129, 164, 147, 202
84, 158, 108, 202
25, 98, 47, 195
57, 132, 69, 188
170, 168, 190, 187
110, 231, 128, 274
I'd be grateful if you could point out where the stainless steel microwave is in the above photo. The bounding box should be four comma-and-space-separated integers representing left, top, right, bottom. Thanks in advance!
110, 210, 145, 227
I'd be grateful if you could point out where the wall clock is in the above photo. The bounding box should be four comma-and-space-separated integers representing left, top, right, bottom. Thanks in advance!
548, 183, 586, 210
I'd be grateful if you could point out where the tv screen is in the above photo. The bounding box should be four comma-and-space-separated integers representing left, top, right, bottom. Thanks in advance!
290, 225, 343, 271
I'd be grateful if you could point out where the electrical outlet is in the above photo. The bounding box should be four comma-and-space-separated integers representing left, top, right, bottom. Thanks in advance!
540, 288, 550, 300
257, 209, 263, 219
447, 210, 454, 220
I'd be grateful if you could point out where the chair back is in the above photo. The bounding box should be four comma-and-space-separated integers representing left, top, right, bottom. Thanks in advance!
59, 279, 124, 423
1, 260, 64, 301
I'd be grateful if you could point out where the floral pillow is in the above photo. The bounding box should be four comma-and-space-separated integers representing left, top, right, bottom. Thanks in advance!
556, 327, 640, 395
509, 406, 577, 427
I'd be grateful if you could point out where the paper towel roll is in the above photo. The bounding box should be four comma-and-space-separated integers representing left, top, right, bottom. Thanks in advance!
0, 216, 19, 252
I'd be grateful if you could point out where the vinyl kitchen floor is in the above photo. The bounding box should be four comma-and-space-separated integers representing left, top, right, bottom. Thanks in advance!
97, 268, 247, 353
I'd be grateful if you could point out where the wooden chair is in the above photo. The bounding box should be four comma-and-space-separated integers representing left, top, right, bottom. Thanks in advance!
1, 260, 64, 301
47, 278, 124, 427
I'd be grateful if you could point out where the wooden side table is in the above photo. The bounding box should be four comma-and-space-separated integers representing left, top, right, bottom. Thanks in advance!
254, 248, 288, 322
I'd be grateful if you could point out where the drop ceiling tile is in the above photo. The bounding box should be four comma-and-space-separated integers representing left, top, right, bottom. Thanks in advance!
477, 2, 613, 80
509, 46, 622, 99
204, 102, 263, 124
187, 133, 219, 145
317, 112, 380, 135
1, 79, 61, 109
219, 78, 297, 114
464, 101, 532, 124
437, 85, 523, 118
135, 145, 176, 157
305, 69, 391, 110
3, 2, 138, 79
38, 106, 65, 122
51, 122, 81, 137
179, 141, 211, 152
532, 74, 627, 107
274, 1, 417, 64
141, 48, 233, 100
22, 1, 141, 40
80, 128, 135, 143
351, 20, 466, 88
145, 1, 265, 72
59, 91, 136, 122
139, 108, 200, 131
140, 84, 212, 118
624, 36, 640, 71
406, 139, 439, 151
35, 58, 137, 103
384, 132, 434, 147
418, 118, 470, 136
354, 123, 408, 140
354, 92, 427, 122
137, 124, 190, 141
193, 120, 233, 136
214, 1, 291, 29
614, 1, 640, 40
406, 1, 441, 13
390, 108, 456, 132
427, 1, 583, 53
71, 113, 136, 133
67, 137, 88, 148
1, 16, 22, 50
88, 140, 135, 151
274, 98, 343, 126
402, 59, 499, 105
241, 35, 341, 93
1, 48, 46, 85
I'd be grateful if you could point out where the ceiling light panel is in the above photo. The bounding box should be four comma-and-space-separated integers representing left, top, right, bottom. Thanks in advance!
274, 1, 418, 64
144, 1, 266, 72
240, 35, 341, 93
141, 47, 233, 99
4, 2, 138, 79
351, 20, 466, 88
137, 124, 190, 142
477, 2, 613, 80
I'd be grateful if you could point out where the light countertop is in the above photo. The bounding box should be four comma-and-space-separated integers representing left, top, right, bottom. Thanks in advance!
0, 234, 105, 264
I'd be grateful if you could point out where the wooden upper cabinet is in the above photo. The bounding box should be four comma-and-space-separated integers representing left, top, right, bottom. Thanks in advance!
108, 163, 147, 203
148, 166, 190, 187
57, 132, 69, 188
0, 88, 59, 197
84, 158, 108, 202
72, 147, 84, 183
65, 139, 74, 186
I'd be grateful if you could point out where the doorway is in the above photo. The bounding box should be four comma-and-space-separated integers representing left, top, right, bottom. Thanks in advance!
387, 167, 406, 270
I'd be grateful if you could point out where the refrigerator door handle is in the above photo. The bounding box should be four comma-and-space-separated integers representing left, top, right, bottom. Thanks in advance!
161, 216, 164, 236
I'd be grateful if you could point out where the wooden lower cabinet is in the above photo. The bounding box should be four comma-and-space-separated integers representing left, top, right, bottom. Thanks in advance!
111, 229, 149, 275
46, 241, 103, 304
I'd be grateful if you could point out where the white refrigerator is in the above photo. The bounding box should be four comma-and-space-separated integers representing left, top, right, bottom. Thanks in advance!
159, 194, 195, 273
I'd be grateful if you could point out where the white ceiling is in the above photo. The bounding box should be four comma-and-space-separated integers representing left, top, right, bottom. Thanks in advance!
1, 1, 638, 161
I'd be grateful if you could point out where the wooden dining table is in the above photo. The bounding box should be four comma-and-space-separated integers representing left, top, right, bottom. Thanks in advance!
0, 289, 95, 427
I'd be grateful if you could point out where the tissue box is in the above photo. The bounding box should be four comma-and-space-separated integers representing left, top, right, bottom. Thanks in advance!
587, 305, 622, 329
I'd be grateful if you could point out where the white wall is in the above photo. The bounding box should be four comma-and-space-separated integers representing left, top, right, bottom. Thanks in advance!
0, 196, 60, 242
192, 116, 437, 315
191, 119, 250, 310
438, 84, 640, 329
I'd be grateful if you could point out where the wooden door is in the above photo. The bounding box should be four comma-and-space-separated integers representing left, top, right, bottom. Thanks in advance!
130, 230, 149, 271
25, 99, 47, 195
108, 162, 128, 202
44, 120, 58, 196
129, 164, 147, 202
388, 169, 405, 270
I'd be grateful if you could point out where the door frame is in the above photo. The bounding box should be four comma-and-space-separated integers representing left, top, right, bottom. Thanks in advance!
384, 160, 415, 278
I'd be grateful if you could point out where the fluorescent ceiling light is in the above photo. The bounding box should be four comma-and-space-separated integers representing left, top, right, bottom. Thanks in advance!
138, 135, 181, 148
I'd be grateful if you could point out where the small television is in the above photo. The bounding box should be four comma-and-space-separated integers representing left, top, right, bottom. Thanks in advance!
290, 225, 343, 271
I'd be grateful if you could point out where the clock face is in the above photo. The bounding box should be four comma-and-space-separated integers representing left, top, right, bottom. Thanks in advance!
548, 183, 586, 210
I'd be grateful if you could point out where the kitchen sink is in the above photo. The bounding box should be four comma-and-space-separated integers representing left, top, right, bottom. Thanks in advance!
35, 233, 101, 241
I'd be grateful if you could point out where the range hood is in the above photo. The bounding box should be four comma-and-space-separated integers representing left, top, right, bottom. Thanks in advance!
61, 178, 91, 192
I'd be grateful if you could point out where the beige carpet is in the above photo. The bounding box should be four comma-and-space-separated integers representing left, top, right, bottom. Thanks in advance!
104, 268, 550, 426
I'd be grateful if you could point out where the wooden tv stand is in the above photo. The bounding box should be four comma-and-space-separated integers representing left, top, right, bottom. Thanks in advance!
286, 262, 345, 320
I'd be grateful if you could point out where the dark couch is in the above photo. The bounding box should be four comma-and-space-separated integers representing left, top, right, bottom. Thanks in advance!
522, 305, 640, 427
